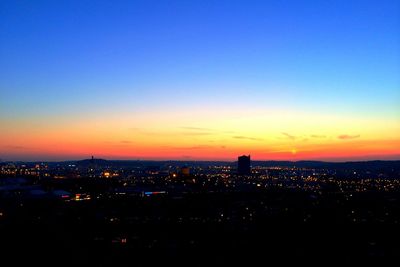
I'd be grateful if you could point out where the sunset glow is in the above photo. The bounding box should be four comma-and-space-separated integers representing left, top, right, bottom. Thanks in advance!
1, 107, 399, 161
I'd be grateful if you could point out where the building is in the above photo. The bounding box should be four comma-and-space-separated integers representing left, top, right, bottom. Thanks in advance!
180, 166, 190, 176
238, 155, 251, 175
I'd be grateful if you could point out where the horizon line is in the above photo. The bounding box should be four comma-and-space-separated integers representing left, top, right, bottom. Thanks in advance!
2, 157, 400, 164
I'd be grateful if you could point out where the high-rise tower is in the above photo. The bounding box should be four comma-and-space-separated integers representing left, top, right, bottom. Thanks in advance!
238, 155, 251, 175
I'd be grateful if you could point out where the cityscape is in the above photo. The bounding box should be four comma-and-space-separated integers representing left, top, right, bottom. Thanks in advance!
1, 156, 400, 265
1, 0, 399, 266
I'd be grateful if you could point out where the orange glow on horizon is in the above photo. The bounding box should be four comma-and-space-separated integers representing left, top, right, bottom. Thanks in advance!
1, 108, 399, 161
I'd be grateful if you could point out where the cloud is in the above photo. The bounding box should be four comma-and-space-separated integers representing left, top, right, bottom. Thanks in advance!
127, 128, 161, 136
338, 134, 360, 140
172, 145, 213, 150
180, 127, 236, 134
233, 136, 262, 141
180, 132, 213, 136
281, 132, 296, 140
180, 126, 213, 131
311, 134, 326, 138
120, 140, 132, 144
4, 145, 27, 150
179, 126, 215, 136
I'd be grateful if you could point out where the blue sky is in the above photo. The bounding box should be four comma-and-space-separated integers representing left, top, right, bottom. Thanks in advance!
1, 0, 399, 116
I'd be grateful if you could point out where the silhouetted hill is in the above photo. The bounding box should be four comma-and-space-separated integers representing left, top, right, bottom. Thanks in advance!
3, 159, 400, 172
75, 158, 109, 167
252, 160, 400, 171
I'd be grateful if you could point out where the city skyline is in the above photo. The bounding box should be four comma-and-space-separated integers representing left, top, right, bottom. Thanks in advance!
1, 0, 399, 161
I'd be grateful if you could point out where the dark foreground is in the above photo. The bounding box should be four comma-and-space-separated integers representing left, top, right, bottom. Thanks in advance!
1, 189, 400, 266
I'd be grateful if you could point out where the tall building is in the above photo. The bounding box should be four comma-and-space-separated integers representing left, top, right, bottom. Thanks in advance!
180, 166, 190, 176
238, 155, 251, 175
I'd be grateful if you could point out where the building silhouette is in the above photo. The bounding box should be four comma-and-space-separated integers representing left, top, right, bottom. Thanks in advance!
181, 166, 190, 176
238, 155, 251, 175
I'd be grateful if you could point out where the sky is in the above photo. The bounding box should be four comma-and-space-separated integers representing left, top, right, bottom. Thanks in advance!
0, 0, 399, 161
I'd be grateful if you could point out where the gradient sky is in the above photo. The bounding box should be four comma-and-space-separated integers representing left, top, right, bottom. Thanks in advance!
1, 0, 399, 161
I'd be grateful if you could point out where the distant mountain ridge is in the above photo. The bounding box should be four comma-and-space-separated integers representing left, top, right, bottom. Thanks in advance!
3, 158, 400, 171
75, 158, 109, 166
251, 160, 400, 171
70, 159, 400, 172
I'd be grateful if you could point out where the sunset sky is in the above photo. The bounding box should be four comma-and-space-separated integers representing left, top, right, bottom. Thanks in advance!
1, 0, 399, 161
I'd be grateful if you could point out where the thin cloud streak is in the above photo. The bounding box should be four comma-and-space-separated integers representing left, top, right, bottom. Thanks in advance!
311, 135, 326, 138
180, 132, 213, 136
171, 145, 214, 150
338, 134, 360, 140
281, 132, 296, 140
3, 145, 27, 150
180, 127, 213, 131
233, 136, 263, 141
